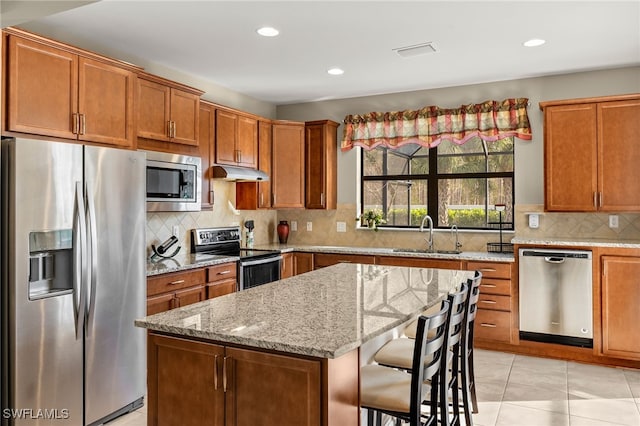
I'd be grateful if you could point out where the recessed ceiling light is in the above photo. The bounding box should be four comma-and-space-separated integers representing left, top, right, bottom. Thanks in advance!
257, 27, 279, 37
523, 38, 546, 47
393, 42, 437, 58
327, 68, 344, 76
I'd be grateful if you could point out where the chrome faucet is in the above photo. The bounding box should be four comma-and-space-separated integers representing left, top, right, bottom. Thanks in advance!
451, 225, 463, 253
419, 215, 434, 252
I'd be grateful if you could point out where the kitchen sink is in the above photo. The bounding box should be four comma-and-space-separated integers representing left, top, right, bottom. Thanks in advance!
436, 250, 462, 255
392, 248, 463, 255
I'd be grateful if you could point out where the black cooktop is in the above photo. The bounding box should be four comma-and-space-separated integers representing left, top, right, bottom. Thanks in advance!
190, 227, 280, 261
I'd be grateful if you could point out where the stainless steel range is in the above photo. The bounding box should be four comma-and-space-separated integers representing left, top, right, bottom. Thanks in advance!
191, 227, 282, 290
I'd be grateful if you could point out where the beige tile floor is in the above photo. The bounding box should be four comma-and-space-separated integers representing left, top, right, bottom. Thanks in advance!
109, 349, 640, 426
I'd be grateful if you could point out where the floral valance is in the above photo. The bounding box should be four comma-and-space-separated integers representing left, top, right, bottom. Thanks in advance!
341, 98, 532, 151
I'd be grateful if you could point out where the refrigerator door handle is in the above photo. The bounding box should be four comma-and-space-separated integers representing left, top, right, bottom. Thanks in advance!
85, 180, 98, 337
74, 181, 88, 340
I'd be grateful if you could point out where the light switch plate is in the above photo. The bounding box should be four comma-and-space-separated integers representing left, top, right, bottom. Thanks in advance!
528, 214, 539, 229
336, 221, 347, 232
291, 221, 297, 231
609, 215, 619, 228
306, 221, 313, 231
172, 225, 180, 239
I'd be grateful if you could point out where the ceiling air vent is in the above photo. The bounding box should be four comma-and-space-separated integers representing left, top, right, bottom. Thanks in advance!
393, 42, 437, 58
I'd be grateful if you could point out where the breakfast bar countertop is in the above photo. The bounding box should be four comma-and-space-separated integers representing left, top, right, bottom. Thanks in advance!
136, 263, 474, 358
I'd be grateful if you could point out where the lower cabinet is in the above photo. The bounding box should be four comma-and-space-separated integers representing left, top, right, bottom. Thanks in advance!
206, 262, 237, 299
294, 252, 314, 275
314, 253, 375, 268
466, 261, 514, 344
147, 333, 322, 426
147, 269, 207, 315
281, 252, 294, 279
601, 255, 640, 360
376, 256, 462, 270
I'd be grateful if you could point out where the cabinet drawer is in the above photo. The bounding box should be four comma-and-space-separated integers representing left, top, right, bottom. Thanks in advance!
207, 263, 237, 283
477, 294, 511, 311
146, 293, 175, 315
467, 261, 512, 279
206, 279, 236, 299
147, 269, 206, 296
174, 285, 206, 308
474, 309, 511, 343
478, 278, 512, 296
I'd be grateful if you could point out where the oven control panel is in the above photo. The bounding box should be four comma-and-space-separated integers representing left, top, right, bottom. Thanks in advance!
191, 227, 241, 247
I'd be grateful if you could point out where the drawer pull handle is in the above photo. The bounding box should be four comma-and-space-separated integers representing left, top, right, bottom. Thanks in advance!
169, 279, 185, 285
480, 323, 497, 328
223, 356, 229, 392
214, 355, 219, 390
479, 268, 497, 272
480, 300, 497, 304
217, 270, 231, 275
481, 284, 497, 288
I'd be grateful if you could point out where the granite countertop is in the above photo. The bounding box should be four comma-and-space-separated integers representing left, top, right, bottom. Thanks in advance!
136, 263, 475, 358
512, 237, 640, 248
147, 252, 238, 276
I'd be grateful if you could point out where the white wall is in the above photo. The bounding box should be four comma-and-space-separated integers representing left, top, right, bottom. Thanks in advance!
276, 67, 640, 206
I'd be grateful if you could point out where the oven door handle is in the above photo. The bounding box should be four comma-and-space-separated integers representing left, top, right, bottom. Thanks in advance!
240, 255, 283, 267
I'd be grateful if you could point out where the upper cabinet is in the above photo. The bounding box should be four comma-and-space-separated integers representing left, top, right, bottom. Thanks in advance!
541, 94, 640, 212
215, 108, 258, 169
236, 120, 272, 210
4, 31, 138, 147
272, 121, 305, 208
305, 120, 338, 209
199, 101, 216, 209
137, 74, 202, 147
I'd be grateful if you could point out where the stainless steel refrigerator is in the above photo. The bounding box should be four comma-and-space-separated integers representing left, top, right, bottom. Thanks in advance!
1, 138, 146, 425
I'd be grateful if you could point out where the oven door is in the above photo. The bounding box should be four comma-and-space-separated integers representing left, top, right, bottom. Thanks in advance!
239, 256, 282, 290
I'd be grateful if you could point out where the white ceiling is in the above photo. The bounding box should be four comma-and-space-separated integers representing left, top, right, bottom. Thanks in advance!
12, 0, 640, 105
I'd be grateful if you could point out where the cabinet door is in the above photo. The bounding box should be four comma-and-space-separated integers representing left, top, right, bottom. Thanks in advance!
6, 35, 78, 139
314, 253, 375, 268
598, 100, 640, 211
257, 120, 272, 208
305, 124, 326, 209
601, 256, 640, 360
236, 115, 258, 168
146, 293, 175, 315
281, 253, 294, 278
376, 256, 461, 270
78, 57, 134, 147
225, 347, 321, 426
215, 109, 238, 165
544, 104, 598, 211
170, 88, 200, 146
199, 102, 215, 208
294, 252, 314, 275
207, 280, 237, 299
148, 334, 225, 426
137, 79, 171, 141
174, 285, 206, 308
272, 123, 305, 208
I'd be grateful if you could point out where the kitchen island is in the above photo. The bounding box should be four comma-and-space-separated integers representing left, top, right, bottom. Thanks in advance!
136, 263, 474, 426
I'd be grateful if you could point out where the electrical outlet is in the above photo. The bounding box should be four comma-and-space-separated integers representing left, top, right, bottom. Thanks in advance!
528, 214, 539, 229
609, 215, 619, 228
306, 221, 313, 231
336, 221, 347, 232
172, 225, 180, 239
291, 221, 297, 231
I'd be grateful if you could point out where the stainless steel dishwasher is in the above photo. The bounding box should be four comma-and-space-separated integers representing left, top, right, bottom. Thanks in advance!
519, 248, 593, 348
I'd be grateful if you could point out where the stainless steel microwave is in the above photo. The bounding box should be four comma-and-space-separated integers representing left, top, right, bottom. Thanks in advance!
144, 150, 201, 212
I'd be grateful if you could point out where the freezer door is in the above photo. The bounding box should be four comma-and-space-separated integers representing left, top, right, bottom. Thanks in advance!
83, 146, 146, 425
5, 139, 84, 425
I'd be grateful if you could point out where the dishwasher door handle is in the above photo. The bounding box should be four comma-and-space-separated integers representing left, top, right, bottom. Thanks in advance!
544, 257, 565, 264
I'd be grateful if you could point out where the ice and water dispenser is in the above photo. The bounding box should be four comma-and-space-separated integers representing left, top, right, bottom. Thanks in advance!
28, 230, 73, 300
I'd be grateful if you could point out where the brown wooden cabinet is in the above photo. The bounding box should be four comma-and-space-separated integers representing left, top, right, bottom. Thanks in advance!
541, 94, 640, 212
206, 262, 237, 299
146, 269, 207, 315
600, 255, 640, 360
314, 253, 375, 269
148, 333, 322, 426
305, 120, 338, 209
137, 74, 201, 147
199, 101, 216, 209
5, 31, 136, 147
236, 120, 272, 209
376, 256, 462, 270
272, 121, 305, 208
466, 260, 514, 344
281, 252, 294, 279
294, 252, 314, 275
215, 108, 258, 169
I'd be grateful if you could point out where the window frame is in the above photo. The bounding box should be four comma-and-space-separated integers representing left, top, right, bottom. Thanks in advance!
359, 140, 515, 231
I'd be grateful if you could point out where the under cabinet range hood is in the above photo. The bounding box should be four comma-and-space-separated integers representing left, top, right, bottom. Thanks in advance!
212, 165, 269, 181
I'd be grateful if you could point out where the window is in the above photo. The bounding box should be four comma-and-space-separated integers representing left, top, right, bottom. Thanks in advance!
360, 137, 514, 230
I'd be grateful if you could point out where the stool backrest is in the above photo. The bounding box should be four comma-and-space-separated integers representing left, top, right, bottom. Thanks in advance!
409, 300, 450, 426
